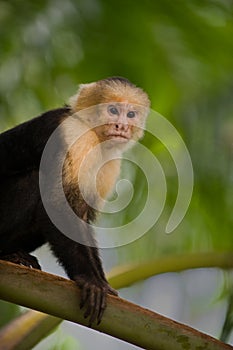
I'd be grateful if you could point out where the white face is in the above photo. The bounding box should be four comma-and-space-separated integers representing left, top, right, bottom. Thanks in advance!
94, 102, 148, 148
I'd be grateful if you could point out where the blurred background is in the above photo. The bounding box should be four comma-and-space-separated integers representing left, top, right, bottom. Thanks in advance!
0, 0, 233, 349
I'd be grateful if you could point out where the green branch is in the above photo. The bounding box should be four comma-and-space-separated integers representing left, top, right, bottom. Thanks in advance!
108, 252, 233, 289
0, 260, 232, 350
0, 310, 60, 350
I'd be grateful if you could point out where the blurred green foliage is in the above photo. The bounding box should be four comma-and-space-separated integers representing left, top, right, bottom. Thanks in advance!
0, 0, 232, 259
0, 301, 20, 327
0, 0, 233, 346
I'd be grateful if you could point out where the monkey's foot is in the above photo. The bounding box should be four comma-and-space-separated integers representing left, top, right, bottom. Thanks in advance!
0, 251, 41, 270
74, 275, 118, 327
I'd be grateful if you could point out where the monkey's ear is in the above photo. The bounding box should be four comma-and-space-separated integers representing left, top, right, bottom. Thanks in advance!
69, 82, 98, 112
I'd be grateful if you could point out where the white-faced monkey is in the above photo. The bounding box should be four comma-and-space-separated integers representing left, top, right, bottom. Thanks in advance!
0, 77, 150, 325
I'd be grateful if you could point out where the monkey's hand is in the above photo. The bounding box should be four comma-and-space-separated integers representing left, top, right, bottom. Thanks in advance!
0, 250, 41, 270
74, 275, 118, 326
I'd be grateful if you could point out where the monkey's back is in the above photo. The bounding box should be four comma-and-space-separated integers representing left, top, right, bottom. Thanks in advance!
0, 107, 71, 254
0, 169, 46, 254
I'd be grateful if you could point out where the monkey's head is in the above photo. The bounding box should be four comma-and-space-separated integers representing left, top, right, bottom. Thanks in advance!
69, 77, 150, 150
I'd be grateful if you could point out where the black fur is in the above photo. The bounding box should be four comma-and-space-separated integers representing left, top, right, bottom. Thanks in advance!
0, 107, 117, 326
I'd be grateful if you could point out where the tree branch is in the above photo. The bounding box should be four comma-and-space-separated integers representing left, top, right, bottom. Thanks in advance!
108, 252, 233, 289
0, 310, 60, 350
0, 261, 232, 350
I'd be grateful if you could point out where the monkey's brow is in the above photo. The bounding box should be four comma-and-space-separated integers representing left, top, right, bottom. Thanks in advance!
110, 102, 138, 110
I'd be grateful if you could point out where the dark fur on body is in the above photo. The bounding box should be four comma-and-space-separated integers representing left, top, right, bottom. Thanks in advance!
0, 107, 116, 325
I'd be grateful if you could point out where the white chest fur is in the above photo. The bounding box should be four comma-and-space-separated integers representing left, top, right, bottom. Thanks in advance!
61, 116, 121, 209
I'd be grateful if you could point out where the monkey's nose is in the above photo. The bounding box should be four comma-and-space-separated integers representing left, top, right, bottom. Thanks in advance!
115, 123, 129, 131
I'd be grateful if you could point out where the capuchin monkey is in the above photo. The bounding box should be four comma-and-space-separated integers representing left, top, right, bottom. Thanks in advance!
0, 77, 150, 325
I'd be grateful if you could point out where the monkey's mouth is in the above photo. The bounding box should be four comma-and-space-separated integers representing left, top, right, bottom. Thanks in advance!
107, 134, 130, 142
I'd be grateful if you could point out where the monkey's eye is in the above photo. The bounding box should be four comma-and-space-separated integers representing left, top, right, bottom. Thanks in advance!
108, 105, 119, 116
127, 111, 136, 118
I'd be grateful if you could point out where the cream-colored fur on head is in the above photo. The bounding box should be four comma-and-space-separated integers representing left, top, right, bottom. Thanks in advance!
69, 78, 150, 113
69, 83, 97, 111
69, 78, 150, 143
62, 77, 150, 213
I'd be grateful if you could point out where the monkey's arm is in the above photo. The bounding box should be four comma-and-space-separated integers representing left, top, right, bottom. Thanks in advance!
40, 207, 117, 326
0, 107, 70, 177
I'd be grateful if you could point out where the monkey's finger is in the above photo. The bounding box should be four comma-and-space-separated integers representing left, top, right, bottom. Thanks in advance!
84, 287, 98, 326
80, 283, 89, 309
107, 286, 118, 296
30, 259, 41, 270
88, 289, 101, 326
97, 292, 107, 325
84, 293, 94, 320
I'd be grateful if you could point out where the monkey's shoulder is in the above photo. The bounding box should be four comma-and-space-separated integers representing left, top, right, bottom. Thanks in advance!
0, 107, 72, 177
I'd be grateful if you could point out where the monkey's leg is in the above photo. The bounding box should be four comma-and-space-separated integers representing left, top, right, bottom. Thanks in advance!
0, 250, 41, 269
